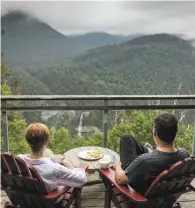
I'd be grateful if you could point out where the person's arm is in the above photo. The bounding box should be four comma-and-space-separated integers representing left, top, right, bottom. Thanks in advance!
75, 163, 89, 170
53, 163, 88, 188
114, 156, 149, 186
61, 157, 75, 169
51, 155, 75, 169
114, 161, 129, 185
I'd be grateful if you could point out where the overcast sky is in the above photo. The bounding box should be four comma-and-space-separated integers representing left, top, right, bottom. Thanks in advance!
1, 1, 195, 38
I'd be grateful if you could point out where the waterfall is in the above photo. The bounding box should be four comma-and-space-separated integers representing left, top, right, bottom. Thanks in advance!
78, 112, 85, 136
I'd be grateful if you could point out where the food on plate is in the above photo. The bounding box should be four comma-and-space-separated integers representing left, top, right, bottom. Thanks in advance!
80, 150, 102, 160
91, 151, 101, 158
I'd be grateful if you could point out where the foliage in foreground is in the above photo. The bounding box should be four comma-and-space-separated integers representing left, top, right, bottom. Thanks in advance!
108, 111, 193, 153
1, 59, 29, 154
1, 110, 193, 155
46, 111, 193, 155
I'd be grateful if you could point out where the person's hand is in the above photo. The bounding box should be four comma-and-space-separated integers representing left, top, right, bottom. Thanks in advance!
61, 157, 74, 169
52, 155, 66, 164
76, 163, 89, 171
113, 161, 121, 170
61, 156, 70, 165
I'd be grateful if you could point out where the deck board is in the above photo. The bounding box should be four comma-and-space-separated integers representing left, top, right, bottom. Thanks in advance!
1, 188, 194, 208
1, 174, 195, 208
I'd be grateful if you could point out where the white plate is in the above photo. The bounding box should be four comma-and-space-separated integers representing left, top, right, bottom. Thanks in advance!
77, 150, 103, 161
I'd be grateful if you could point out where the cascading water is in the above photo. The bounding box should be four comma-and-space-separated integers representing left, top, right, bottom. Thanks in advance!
78, 112, 85, 136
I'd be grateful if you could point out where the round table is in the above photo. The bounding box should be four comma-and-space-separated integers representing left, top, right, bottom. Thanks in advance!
65, 146, 120, 174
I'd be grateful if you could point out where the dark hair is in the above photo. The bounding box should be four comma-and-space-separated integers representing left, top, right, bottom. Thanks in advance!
153, 113, 178, 144
25, 123, 50, 152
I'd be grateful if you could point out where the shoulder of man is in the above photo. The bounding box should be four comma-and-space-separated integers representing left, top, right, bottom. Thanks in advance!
177, 148, 190, 157
137, 152, 155, 161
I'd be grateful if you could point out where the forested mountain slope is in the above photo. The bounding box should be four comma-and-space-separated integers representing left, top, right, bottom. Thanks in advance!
1, 11, 91, 69
36, 34, 195, 95
8, 67, 53, 95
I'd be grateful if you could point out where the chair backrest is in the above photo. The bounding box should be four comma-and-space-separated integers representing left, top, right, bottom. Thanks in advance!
144, 157, 195, 208
1, 153, 55, 208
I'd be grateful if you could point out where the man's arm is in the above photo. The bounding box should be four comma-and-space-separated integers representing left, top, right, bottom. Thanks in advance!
114, 161, 129, 185
114, 155, 149, 185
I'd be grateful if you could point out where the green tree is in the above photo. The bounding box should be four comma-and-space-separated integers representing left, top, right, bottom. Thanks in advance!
176, 123, 193, 153
49, 127, 104, 154
86, 132, 103, 147
8, 116, 29, 153
1, 58, 11, 95
108, 110, 193, 154
1, 79, 11, 95
50, 127, 73, 154
108, 123, 132, 152
1, 59, 28, 154
45, 110, 193, 155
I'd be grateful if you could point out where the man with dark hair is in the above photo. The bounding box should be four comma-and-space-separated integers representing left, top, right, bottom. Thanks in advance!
154, 113, 178, 144
114, 113, 190, 194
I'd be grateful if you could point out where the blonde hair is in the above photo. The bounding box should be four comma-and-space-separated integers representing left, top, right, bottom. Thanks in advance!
25, 123, 50, 152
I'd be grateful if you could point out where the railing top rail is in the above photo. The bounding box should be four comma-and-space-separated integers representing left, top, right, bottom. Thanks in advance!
2, 104, 195, 111
1, 95, 195, 101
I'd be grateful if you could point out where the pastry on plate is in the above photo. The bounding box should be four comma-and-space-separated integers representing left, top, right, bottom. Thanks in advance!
91, 151, 101, 158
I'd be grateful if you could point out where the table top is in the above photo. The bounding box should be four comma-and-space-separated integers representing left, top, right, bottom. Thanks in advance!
65, 146, 120, 172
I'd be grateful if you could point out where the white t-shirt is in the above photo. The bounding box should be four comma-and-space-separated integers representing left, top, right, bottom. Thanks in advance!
17, 154, 87, 192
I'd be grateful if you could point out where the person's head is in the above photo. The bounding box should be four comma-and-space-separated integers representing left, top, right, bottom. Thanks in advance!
25, 123, 50, 153
153, 113, 178, 146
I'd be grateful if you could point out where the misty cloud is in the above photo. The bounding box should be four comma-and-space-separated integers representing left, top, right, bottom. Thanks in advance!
1, 1, 195, 38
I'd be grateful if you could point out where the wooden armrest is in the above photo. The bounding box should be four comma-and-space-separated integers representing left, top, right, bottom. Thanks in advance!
1, 187, 5, 191
75, 163, 89, 171
99, 168, 147, 203
45, 186, 70, 199
190, 183, 195, 191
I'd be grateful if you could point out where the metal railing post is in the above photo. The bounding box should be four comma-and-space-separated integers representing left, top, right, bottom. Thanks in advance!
103, 100, 108, 148
2, 101, 9, 152
193, 116, 195, 156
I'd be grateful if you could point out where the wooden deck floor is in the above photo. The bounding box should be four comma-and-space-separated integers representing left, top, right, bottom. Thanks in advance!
82, 184, 195, 208
1, 174, 195, 208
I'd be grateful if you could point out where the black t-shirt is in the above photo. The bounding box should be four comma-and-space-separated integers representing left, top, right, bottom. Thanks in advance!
125, 148, 190, 194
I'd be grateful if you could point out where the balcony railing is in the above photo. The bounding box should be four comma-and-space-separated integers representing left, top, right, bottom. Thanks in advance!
1, 95, 195, 155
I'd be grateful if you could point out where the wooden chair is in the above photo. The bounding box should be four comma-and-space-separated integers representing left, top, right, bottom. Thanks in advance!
100, 157, 195, 208
1, 152, 83, 208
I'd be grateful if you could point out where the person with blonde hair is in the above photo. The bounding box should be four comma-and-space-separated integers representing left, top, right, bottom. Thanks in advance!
18, 123, 87, 192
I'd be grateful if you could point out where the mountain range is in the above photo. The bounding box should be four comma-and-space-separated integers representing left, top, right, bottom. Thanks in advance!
1, 11, 136, 69
36, 34, 195, 96
1, 11, 195, 96
68, 32, 140, 47
1, 11, 90, 69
